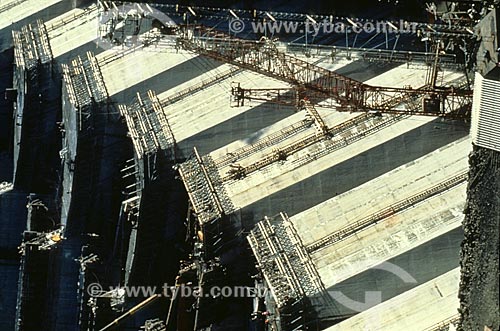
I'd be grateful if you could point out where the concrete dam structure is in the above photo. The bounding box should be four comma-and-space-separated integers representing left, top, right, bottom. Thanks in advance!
0, 1, 498, 331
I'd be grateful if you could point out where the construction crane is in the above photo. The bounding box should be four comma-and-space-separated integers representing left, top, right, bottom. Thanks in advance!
229, 40, 471, 118
177, 25, 473, 119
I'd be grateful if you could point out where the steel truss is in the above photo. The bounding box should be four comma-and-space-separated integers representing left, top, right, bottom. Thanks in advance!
178, 26, 473, 119
19, 227, 65, 254
222, 109, 405, 182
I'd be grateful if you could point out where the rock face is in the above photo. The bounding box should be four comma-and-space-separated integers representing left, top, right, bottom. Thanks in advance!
459, 145, 500, 331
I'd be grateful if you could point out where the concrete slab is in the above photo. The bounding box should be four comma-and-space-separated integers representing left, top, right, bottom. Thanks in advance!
293, 136, 471, 246
0, 0, 62, 31
325, 268, 460, 331
315, 181, 466, 287
46, 5, 100, 59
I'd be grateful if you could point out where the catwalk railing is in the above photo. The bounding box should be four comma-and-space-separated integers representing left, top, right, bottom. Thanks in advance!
0, 0, 27, 14
120, 157, 143, 219
212, 118, 315, 169
231, 83, 471, 119
221, 111, 405, 181
306, 171, 468, 253
46, 4, 99, 37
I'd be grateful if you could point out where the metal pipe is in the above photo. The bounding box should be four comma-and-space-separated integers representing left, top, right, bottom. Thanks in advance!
98, 294, 161, 331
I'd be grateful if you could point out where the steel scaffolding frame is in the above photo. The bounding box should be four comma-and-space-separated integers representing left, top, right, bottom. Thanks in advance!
119, 90, 176, 159
247, 212, 335, 312
120, 156, 143, 220
231, 82, 471, 119
221, 111, 404, 182
178, 147, 236, 224
18, 227, 65, 254
218, 78, 443, 182
306, 171, 468, 253
12, 19, 53, 70
213, 118, 314, 168
62, 52, 108, 132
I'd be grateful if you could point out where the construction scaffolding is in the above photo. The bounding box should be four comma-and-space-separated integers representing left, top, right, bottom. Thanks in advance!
119, 90, 176, 160
120, 157, 143, 220
15, 233, 50, 331
62, 52, 108, 130
63, 52, 108, 107
12, 19, 53, 70
306, 171, 468, 253
179, 27, 362, 106
230, 82, 309, 108
247, 213, 336, 318
178, 147, 235, 224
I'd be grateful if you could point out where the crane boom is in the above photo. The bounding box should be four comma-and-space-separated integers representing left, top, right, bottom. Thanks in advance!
178, 25, 472, 119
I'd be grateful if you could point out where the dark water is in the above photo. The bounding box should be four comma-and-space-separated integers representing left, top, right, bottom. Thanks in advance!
123, 0, 428, 20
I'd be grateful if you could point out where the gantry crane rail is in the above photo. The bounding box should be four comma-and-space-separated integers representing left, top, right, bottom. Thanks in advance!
306, 171, 468, 253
